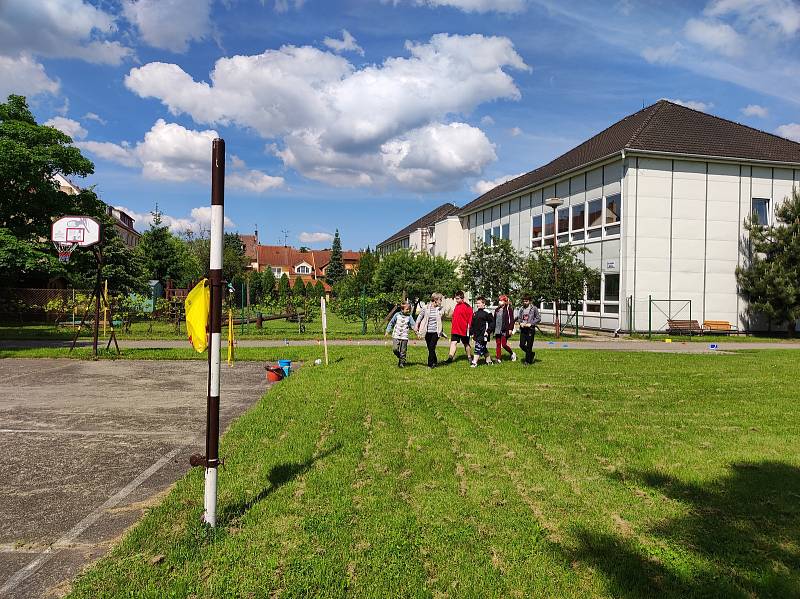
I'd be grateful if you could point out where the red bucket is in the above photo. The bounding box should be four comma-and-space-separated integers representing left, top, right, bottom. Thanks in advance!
266, 366, 285, 383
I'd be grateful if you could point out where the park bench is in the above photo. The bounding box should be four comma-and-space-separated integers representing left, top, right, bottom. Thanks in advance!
666, 319, 703, 335
703, 320, 738, 335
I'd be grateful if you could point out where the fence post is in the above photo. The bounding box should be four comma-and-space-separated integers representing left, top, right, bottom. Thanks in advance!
361, 286, 367, 335
689, 300, 692, 334
648, 294, 652, 339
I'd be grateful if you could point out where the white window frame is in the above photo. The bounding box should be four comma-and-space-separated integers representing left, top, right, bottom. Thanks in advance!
530, 213, 543, 249
295, 263, 312, 275
751, 197, 770, 226
601, 272, 620, 316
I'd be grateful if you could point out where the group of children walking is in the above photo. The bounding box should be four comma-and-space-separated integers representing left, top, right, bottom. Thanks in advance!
385, 291, 541, 368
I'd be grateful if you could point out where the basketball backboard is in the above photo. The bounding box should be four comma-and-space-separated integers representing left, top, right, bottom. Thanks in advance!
51, 216, 101, 247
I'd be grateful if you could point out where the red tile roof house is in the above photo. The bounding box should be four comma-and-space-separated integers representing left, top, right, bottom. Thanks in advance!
252, 245, 361, 293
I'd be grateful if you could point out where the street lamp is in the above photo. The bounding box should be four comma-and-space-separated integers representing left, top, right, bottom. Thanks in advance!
545, 197, 563, 338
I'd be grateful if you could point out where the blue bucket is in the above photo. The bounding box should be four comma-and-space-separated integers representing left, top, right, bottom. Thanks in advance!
278, 359, 292, 377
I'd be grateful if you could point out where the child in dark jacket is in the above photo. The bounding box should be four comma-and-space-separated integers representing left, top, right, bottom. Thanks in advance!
471, 296, 495, 367
493, 294, 516, 362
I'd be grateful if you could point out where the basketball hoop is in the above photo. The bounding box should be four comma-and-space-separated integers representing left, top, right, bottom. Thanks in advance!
53, 240, 78, 263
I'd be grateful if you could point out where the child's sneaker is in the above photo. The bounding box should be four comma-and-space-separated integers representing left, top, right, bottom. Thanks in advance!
510, 352, 517, 362
470, 362, 477, 368
496, 358, 502, 364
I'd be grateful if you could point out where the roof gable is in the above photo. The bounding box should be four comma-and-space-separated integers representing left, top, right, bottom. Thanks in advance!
378, 202, 461, 247
461, 100, 800, 215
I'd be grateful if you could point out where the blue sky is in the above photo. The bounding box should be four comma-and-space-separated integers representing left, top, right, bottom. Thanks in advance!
2, 0, 799, 249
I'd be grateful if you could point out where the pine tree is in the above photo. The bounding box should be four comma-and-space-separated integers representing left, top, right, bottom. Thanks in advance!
277, 273, 292, 301
736, 187, 800, 335
326, 229, 346, 287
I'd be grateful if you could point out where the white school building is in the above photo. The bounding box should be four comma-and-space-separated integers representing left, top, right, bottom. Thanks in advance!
377, 100, 800, 333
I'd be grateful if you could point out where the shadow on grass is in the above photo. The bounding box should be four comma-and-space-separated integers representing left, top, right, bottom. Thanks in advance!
573, 461, 800, 598
218, 443, 341, 527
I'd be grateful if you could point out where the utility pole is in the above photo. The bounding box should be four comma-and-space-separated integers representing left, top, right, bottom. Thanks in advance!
201, 138, 225, 526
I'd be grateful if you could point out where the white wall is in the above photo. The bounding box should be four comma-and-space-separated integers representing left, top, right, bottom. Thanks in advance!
627, 158, 799, 332
434, 216, 466, 259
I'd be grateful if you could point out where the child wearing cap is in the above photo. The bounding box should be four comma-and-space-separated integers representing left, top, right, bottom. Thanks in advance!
493, 294, 516, 363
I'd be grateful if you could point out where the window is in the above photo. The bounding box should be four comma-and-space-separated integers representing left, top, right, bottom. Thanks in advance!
544, 210, 555, 237
501, 223, 510, 240
587, 276, 600, 301
484, 229, 492, 245
296, 265, 311, 274
557, 207, 569, 235
605, 194, 621, 223
752, 198, 770, 225
571, 203, 585, 230
271, 267, 282, 276
493, 225, 501, 240
531, 215, 543, 242
604, 273, 620, 302
587, 198, 603, 228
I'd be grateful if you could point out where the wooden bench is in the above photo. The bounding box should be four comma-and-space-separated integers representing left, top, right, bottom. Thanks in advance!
703, 320, 737, 335
666, 319, 703, 335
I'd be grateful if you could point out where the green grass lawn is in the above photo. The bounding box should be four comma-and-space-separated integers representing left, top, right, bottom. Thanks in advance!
0, 312, 378, 341
61, 347, 800, 598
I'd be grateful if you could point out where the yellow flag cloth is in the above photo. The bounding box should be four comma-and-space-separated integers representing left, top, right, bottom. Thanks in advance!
185, 279, 210, 352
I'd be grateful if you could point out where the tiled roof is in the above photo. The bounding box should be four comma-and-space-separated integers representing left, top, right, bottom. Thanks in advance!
256, 246, 360, 276
461, 100, 800, 215
377, 202, 461, 247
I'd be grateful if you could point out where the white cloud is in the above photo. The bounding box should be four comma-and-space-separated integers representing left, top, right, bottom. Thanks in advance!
79, 120, 284, 192
298, 231, 334, 243
273, 0, 305, 12
684, 18, 745, 57
641, 42, 684, 64
77, 141, 140, 167
323, 30, 364, 56
776, 123, 800, 142
125, 33, 528, 190
380, 122, 497, 190
0, 54, 60, 99
83, 112, 107, 125
44, 116, 87, 140
509, 126, 522, 136
662, 97, 714, 112
480, 115, 495, 126
471, 172, 524, 195
116, 205, 235, 235
704, 0, 800, 37
742, 104, 768, 117
123, 0, 212, 53
398, 0, 526, 13
0, 0, 132, 65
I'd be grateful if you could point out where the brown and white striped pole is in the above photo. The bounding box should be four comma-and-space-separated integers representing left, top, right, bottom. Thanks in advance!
204, 137, 225, 526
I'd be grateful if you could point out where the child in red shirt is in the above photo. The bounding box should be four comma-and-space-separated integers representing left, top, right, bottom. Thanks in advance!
446, 290, 473, 363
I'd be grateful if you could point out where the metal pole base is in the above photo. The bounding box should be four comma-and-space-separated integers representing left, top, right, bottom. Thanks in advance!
203, 467, 218, 526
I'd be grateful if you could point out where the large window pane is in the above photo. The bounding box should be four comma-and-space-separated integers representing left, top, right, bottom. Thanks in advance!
493, 226, 500, 240
588, 198, 603, 227
532, 215, 543, 239
484, 229, 492, 245
605, 194, 621, 223
604, 273, 620, 302
752, 198, 769, 225
571, 203, 585, 230
544, 211, 555, 236
557, 207, 569, 234
501, 223, 510, 240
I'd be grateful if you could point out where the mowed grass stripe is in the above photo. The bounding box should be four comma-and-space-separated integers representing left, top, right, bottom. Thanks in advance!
67, 348, 800, 598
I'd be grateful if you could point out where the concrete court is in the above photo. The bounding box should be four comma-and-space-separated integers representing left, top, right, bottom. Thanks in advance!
0, 359, 268, 598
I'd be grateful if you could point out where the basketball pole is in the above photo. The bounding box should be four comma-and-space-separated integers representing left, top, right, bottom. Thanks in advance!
203, 138, 225, 527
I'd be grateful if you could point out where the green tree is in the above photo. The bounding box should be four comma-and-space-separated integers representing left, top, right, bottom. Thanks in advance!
313, 280, 326, 300
69, 224, 149, 296
252, 268, 276, 304
0, 95, 94, 240
294, 278, 307, 298
515, 244, 598, 308
461, 239, 520, 300
0, 229, 57, 287
277, 273, 292, 302
373, 249, 461, 306
736, 188, 800, 335
136, 209, 193, 286
326, 229, 346, 287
